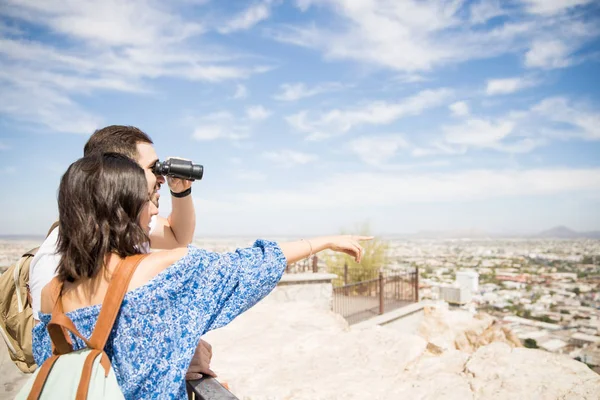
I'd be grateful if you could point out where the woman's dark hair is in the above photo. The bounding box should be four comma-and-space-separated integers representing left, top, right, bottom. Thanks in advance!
56, 153, 149, 282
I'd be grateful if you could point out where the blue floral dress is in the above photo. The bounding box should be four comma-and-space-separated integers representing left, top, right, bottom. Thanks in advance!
32, 240, 286, 399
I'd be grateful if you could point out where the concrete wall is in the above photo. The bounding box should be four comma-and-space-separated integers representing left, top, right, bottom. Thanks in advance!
264, 273, 338, 311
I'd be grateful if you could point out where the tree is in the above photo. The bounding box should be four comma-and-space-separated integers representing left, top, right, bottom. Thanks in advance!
524, 338, 538, 349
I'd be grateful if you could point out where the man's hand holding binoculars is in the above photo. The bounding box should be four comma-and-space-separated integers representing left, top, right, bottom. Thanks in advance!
153, 156, 204, 197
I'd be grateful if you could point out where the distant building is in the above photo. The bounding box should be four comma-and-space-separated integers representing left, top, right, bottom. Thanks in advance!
439, 284, 471, 305
539, 339, 568, 353
456, 270, 479, 293
570, 333, 600, 347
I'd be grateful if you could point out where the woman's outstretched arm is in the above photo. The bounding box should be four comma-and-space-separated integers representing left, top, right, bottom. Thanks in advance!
279, 235, 373, 265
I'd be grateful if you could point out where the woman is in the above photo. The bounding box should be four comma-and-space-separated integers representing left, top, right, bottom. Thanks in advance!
32, 153, 371, 399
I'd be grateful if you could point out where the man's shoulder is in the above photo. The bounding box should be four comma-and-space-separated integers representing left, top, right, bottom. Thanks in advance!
30, 227, 60, 272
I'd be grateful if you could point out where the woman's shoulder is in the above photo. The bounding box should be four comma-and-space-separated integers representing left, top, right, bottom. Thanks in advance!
129, 247, 192, 290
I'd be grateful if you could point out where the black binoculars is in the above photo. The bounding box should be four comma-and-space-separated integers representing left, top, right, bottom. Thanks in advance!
153, 158, 204, 181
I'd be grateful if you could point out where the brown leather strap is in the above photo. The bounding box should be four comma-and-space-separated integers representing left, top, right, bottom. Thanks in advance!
88, 254, 147, 350
46, 278, 74, 354
27, 354, 60, 400
48, 313, 91, 355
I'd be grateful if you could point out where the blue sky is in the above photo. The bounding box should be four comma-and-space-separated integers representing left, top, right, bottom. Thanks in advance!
1, 0, 599, 236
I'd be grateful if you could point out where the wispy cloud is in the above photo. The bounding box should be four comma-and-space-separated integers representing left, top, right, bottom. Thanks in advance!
532, 97, 600, 140
485, 76, 538, 95
524, 39, 574, 69
0, 142, 10, 150
449, 101, 470, 117
262, 149, 318, 167
0, 83, 102, 134
414, 95, 600, 156
444, 119, 515, 148
233, 84, 249, 99
218, 167, 600, 210
246, 105, 272, 121
231, 169, 268, 181
0, 1, 270, 133
287, 88, 452, 140
521, 0, 594, 16
273, 82, 346, 101
191, 112, 251, 141
469, 0, 505, 25
218, 2, 272, 34
270, 0, 598, 73
348, 135, 408, 166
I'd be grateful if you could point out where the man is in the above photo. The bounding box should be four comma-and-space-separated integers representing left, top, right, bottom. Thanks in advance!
29, 125, 214, 380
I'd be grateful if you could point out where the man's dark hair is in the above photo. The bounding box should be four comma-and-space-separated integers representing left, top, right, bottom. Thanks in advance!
83, 125, 153, 160
56, 153, 149, 282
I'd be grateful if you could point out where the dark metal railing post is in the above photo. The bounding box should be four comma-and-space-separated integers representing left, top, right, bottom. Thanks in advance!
378, 271, 384, 315
344, 262, 349, 296
414, 267, 419, 302
312, 255, 318, 273
343, 262, 348, 285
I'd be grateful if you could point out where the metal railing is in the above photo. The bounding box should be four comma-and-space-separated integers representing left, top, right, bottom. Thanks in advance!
285, 255, 319, 274
187, 377, 238, 400
332, 268, 418, 325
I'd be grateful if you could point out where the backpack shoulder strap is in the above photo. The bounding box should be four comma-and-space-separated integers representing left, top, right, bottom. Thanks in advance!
46, 221, 59, 238
46, 278, 92, 355
88, 254, 148, 350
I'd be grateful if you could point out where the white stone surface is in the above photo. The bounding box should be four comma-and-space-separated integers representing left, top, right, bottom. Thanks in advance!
203, 301, 600, 400
0, 342, 30, 399
265, 282, 334, 310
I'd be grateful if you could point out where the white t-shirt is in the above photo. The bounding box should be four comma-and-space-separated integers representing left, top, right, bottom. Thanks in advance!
29, 216, 157, 320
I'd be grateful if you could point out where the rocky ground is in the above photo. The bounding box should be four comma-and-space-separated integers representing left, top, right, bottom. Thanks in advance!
0, 345, 29, 399
202, 301, 600, 400
2, 301, 599, 399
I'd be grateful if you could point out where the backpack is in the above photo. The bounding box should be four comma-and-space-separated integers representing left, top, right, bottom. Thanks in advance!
16, 254, 147, 399
0, 248, 39, 373
0, 222, 59, 373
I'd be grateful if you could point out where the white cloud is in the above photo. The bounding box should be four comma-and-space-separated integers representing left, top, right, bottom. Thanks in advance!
191, 112, 250, 141
412, 142, 466, 157
0, 1, 269, 133
416, 96, 600, 156
0, 84, 102, 134
274, 82, 346, 101
2, 0, 203, 47
485, 76, 538, 95
246, 105, 272, 121
525, 40, 572, 69
444, 119, 515, 148
216, 168, 600, 210
218, 2, 271, 34
521, 0, 594, 15
449, 101, 470, 117
231, 169, 267, 181
532, 97, 600, 139
271, 0, 597, 74
348, 135, 408, 166
262, 150, 317, 167
287, 88, 452, 140
233, 84, 248, 99
470, 0, 505, 25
